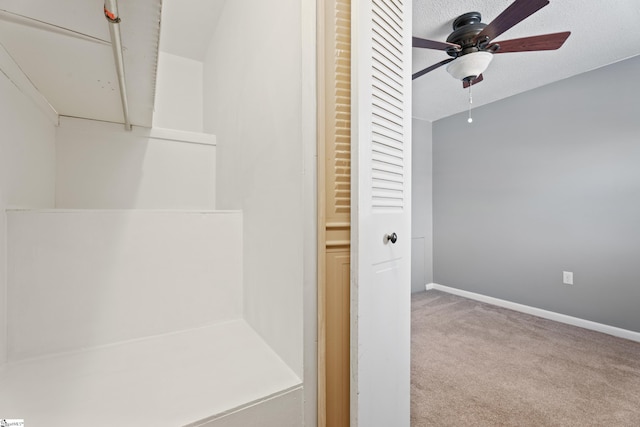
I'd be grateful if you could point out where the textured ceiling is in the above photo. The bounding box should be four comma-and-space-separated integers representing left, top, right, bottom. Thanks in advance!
413, 0, 640, 121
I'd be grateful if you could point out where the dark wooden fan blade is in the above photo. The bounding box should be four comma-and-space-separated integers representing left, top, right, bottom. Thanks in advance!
462, 74, 484, 88
413, 36, 460, 51
490, 31, 571, 53
476, 0, 549, 43
412, 58, 455, 80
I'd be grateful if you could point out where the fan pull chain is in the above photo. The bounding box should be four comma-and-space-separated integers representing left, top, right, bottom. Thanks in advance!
467, 79, 473, 123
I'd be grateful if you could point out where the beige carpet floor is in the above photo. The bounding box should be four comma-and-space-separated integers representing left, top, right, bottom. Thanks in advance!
411, 290, 640, 426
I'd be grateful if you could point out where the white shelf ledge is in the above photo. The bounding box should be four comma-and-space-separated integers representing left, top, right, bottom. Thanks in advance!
140, 127, 216, 146
58, 116, 216, 146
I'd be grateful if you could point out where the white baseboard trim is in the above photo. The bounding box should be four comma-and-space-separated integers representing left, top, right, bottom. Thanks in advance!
425, 283, 640, 343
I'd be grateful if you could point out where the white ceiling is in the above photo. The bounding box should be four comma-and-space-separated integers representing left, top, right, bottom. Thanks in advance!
0, 0, 161, 127
413, 0, 640, 122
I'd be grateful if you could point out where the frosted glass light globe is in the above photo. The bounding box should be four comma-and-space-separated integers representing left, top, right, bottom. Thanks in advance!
446, 51, 493, 81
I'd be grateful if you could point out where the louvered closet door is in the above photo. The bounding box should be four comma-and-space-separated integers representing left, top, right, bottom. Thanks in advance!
351, 0, 411, 426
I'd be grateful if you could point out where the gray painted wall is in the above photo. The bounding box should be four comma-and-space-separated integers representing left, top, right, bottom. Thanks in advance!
433, 55, 640, 332
412, 118, 433, 293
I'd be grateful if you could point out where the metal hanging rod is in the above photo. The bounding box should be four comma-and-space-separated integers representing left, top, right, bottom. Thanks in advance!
104, 0, 132, 131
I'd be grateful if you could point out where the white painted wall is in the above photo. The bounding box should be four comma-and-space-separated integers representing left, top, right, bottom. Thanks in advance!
300, 0, 318, 421
203, 0, 304, 378
56, 117, 216, 209
7, 210, 242, 361
0, 72, 56, 365
412, 118, 433, 293
153, 51, 204, 132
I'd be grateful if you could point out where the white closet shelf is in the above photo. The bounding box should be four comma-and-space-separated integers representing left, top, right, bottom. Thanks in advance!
140, 127, 217, 146
57, 116, 217, 146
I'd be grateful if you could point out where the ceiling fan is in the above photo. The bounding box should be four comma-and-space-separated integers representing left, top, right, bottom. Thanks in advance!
413, 0, 571, 88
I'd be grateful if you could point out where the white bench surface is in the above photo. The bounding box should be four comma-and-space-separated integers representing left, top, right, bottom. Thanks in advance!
0, 320, 301, 426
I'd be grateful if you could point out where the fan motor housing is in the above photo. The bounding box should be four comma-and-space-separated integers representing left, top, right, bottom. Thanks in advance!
446, 12, 487, 57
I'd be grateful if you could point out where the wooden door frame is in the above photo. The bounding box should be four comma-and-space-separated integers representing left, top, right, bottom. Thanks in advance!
317, 0, 352, 425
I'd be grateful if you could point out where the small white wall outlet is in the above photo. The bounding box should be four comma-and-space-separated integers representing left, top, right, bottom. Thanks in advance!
563, 271, 574, 285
